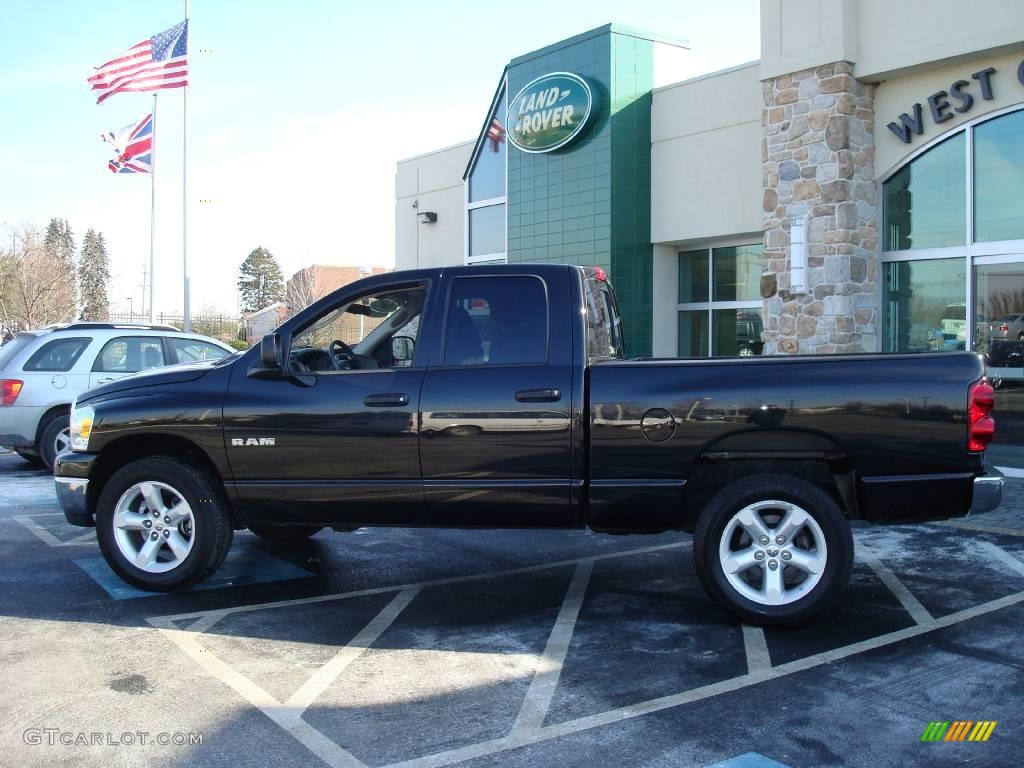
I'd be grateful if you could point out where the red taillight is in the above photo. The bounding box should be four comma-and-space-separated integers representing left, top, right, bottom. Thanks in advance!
591, 266, 608, 282
968, 379, 995, 452
1, 379, 23, 406
1000, 323, 1009, 333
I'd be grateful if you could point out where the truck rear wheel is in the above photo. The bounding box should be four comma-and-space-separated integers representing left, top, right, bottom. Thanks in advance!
693, 473, 853, 625
95, 457, 233, 592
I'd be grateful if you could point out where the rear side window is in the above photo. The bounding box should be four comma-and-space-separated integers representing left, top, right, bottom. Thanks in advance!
443, 276, 547, 365
94, 337, 166, 373
167, 337, 229, 364
23, 337, 91, 372
584, 278, 625, 360
0, 333, 37, 371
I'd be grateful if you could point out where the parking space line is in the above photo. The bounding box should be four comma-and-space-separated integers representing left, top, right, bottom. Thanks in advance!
937, 519, 1024, 537
12, 514, 96, 547
149, 541, 689, 626
994, 466, 1024, 479
972, 541, 1024, 579
511, 561, 593, 733
384, 589, 1024, 768
149, 615, 369, 768
741, 625, 771, 673
856, 546, 933, 625
285, 587, 421, 712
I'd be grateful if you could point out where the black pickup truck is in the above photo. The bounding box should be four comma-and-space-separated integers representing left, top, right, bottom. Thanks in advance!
55, 264, 1003, 624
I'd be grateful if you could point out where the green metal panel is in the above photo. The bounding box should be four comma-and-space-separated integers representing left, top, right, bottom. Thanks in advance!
505, 27, 654, 354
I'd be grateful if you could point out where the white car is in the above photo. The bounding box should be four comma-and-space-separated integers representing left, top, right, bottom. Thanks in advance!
0, 323, 234, 469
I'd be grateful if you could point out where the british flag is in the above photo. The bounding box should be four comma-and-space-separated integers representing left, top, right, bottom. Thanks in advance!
487, 117, 505, 152
101, 113, 153, 174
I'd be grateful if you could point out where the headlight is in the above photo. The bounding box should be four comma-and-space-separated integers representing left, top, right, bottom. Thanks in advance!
69, 405, 95, 452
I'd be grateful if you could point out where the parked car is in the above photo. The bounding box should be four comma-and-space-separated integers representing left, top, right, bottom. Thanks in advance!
735, 311, 764, 356
54, 266, 1002, 625
988, 313, 1024, 342
0, 323, 233, 468
984, 339, 1024, 388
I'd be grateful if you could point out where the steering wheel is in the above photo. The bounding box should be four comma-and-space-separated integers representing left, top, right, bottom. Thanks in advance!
329, 339, 356, 370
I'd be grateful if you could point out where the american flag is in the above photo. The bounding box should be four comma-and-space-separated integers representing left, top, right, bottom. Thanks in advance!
102, 113, 153, 173
486, 117, 505, 152
88, 20, 188, 105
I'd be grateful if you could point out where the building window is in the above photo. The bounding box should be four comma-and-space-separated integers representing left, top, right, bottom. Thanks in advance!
465, 80, 507, 265
677, 244, 763, 357
881, 106, 1024, 376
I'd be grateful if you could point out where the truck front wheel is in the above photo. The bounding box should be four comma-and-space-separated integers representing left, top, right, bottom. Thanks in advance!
693, 474, 853, 625
95, 457, 233, 592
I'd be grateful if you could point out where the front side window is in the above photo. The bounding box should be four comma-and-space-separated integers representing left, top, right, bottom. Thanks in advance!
167, 338, 229, 364
443, 276, 546, 365
94, 337, 165, 373
290, 284, 427, 372
24, 337, 90, 372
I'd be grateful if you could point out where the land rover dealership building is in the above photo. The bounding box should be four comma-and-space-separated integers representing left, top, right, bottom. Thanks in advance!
395, 0, 1024, 381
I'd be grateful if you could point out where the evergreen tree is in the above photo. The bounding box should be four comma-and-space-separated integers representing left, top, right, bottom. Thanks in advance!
78, 228, 111, 321
43, 217, 77, 318
237, 246, 285, 312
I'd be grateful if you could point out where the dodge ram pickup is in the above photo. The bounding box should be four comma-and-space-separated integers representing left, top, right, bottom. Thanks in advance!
54, 264, 1004, 624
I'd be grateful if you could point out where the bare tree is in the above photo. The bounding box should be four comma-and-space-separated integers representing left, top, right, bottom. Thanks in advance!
285, 266, 321, 319
0, 225, 77, 332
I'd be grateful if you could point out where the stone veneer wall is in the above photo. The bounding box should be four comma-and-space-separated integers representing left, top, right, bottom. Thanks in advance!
760, 61, 879, 355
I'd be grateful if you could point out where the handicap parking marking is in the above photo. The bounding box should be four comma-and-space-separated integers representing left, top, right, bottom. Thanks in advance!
75, 543, 315, 599
12, 513, 97, 547
140, 534, 1024, 768
704, 752, 792, 768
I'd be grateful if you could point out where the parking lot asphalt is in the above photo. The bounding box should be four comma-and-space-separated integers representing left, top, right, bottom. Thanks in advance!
1, 451, 1023, 768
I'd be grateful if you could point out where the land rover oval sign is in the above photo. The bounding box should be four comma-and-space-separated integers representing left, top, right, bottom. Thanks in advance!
507, 72, 598, 153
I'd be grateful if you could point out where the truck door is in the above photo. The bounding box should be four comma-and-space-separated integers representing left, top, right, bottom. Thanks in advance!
223, 277, 432, 527
419, 268, 577, 526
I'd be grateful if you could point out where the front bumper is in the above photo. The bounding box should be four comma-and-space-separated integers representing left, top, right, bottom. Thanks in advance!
54, 451, 99, 527
971, 465, 1004, 515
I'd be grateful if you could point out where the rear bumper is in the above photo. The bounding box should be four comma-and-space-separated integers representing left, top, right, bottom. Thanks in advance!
54, 451, 99, 527
0, 405, 46, 449
971, 465, 1004, 515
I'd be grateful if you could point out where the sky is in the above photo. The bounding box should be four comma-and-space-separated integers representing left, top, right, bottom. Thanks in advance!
0, 0, 761, 317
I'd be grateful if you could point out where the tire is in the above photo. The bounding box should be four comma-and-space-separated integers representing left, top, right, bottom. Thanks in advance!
95, 457, 233, 592
38, 411, 71, 471
248, 524, 323, 543
693, 473, 853, 626
15, 449, 44, 467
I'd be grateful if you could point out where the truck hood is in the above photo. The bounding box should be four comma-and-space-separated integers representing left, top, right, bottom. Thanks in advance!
76, 359, 228, 403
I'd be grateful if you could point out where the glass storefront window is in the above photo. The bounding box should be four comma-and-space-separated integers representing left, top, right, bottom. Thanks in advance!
883, 257, 966, 352
714, 309, 764, 356
974, 109, 1024, 243
469, 90, 507, 203
882, 132, 966, 251
469, 204, 505, 258
713, 245, 762, 301
678, 249, 709, 303
678, 310, 709, 357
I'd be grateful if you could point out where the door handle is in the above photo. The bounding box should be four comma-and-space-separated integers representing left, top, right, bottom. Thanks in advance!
97, 378, 114, 385
364, 393, 410, 407
515, 388, 561, 403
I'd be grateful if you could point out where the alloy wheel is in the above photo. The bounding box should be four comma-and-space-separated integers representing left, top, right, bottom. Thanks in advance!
112, 481, 195, 573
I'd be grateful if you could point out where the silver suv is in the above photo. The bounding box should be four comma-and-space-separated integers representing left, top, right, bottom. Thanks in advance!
0, 323, 233, 468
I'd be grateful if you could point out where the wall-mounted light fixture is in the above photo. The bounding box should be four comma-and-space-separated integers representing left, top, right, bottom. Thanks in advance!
417, 211, 437, 224
789, 215, 807, 293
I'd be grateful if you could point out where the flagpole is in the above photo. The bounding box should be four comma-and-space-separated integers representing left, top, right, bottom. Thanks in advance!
182, 0, 191, 332
149, 93, 158, 324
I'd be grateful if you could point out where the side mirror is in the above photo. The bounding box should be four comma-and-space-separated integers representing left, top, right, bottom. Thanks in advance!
260, 333, 283, 369
391, 335, 415, 365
